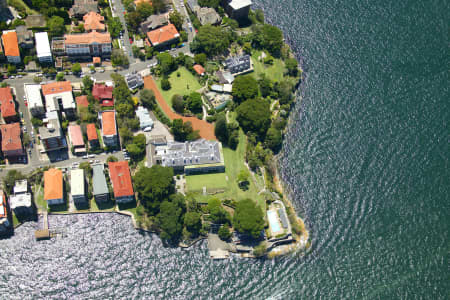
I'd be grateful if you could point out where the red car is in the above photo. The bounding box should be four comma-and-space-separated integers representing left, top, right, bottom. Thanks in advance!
24, 100, 28, 106
129, 38, 133, 44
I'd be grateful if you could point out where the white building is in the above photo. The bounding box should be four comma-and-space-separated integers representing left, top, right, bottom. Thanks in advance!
70, 169, 86, 204
24, 84, 45, 116
35, 32, 53, 63
135, 106, 154, 130
10, 180, 33, 217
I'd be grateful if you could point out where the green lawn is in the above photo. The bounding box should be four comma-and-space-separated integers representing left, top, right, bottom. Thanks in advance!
7, 0, 38, 15
12, 213, 20, 227
33, 184, 46, 212
156, 67, 202, 107
189, 130, 266, 211
251, 50, 286, 82
186, 173, 227, 192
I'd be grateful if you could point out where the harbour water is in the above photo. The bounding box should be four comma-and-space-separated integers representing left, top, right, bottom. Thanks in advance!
0, 0, 449, 298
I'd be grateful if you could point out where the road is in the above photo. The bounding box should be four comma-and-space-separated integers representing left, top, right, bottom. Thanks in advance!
110, 0, 134, 63
171, 0, 196, 43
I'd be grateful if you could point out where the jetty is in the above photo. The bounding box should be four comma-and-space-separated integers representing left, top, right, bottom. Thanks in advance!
34, 212, 50, 240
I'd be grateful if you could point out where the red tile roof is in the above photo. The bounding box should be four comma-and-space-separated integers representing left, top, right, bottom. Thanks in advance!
1, 123, 22, 152
41, 81, 72, 96
92, 83, 113, 101
2, 31, 20, 57
146, 24, 180, 46
44, 168, 63, 201
68, 125, 84, 147
102, 111, 116, 135
86, 123, 98, 141
193, 64, 205, 75
108, 161, 134, 198
93, 57, 101, 64
0, 87, 16, 118
65, 31, 111, 45
83, 12, 105, 32
76, 95, 89, 107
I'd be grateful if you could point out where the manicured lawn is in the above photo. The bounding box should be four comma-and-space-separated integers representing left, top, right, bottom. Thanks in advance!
12, 213, 20, 227
33, 184, 46, 212
186, 173, 227, 192
8, 0, 38, 15
156, 67, 202, 108
251, 50, 286, 82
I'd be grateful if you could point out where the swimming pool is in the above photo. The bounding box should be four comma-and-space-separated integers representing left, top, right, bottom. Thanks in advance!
267, 210, 281, 233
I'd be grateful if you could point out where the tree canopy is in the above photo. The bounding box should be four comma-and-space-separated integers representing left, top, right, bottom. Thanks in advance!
134, 165, 175, 214
191, 25, 231, 57
236, 99, 271, 138
140, 89, 156, 109
157, 199, 184, 243
233, 199, 265, 239
48, 16, 65, 37
232, 75, 259, 104
172, 94, 184, 113
157, 52, 176, 75
169, 10, 184, 31
214, 113, 228, 144
207, 198, 231, 224
184, 211, 202, 235
187, 92, 203, 113
171, 119, 200, 142
251, 24, 284, 57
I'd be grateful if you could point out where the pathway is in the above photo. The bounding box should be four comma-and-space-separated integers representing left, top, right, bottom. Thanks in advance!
143, 76, 216, 140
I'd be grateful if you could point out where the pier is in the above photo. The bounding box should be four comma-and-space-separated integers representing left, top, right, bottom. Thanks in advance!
34, 211, 50, 240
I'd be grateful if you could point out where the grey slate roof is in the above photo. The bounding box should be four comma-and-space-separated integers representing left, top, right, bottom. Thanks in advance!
155, 139, 222, 168
195, 7, 222, 25
225, 55, 251, 74
140, 14, 168, 33
92, 164, 109, 195
125, 73, 144, 90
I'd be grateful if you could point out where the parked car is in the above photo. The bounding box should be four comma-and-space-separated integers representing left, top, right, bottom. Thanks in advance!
88, 154, 95, 158
24, 100, 28, 106
9, 75, 15, 79
82, 155, 88, 159
99, 69, 105, 73
17, 75, 23, 78
94, 160, 100, 163
89, 160, 94, 163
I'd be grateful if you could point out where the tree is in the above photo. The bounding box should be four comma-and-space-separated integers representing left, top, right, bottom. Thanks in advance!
198, 0, 219, 9
107, 156, 118, 162
132, 45, 140, 58
157, 200, 184, 243
218, 224, 232, 240
152, 0, 166, 13
71, 63, 81, 74
194, 53, 207, 66
207, 198, 230, 224
82, 76, 94, 92
79, 162, 92, 177
161, 78, 171, 90
48, 16, 65, 37
125, 11, 143, 33
253, 241, 267, 257
119, 126, 133, 145
136, 2, 153, 19
243, 42, 252, 54
56, 72, 64, 81
134, 165, 175, 214
140, 89, 155, 109
107, 17, 123, 38
126, 143, 145, 160
184, 211, 202, 235
31, 117, 43, 128
236, 99, 271, 138
172, 94, 184, 113
157, 52, 176, 74
191, 25, 231, 57
111, 49, 130, 67
265, 127, 282, 152
214, 113, 228, 143
237, 169, 249, 183
169, 10, 184, 31
232, 75, 259, 104
258, 75, 273, 98
276, 80, 294, 105
186, 92, 202, 113
255, 9, 265, 23
171, 119, 200, 142
285, 58, 299, 76
251, 24, 283, 57
233, 199, 264, 239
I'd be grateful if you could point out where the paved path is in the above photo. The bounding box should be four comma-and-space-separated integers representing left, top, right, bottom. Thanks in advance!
143, 75, 216, 140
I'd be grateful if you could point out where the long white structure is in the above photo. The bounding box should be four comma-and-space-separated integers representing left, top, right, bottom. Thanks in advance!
35, 32, 53, 63
24, 84, 45, 116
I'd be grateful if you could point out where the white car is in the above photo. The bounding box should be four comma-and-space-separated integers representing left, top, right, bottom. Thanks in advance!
89, 160, 94, 164
99, 69, 105, 73
88, 154, 95, 158
82, 155, 88, 159
17, 75, 23, 78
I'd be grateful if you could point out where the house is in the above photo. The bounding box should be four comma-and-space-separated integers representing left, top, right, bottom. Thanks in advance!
0, 87, 17, 123
146, 24, 180, 49
70, 0, 99, 19
35, 32, 52, 63
44, 168, 64, 206
225, 54, 252, 74
15, 26, 34, 49
1, 123, 23, 159
153, 139, 225, 174
70, 169, 87, 205
68, 124, 86, 154
64, 32, 112, 59
193, 64, 205, 76
25, 14, 46, 28
41, 81, 76, 117
83, 11, 105, 32
0, 190, 11, 235
101, 110, 118, 147
108, 161, 134, 203
75, 95, 89, 108
125, 73, 144, 90
92, 83, 114, 106
222, 0, 252, 20
39, 111, 67, 151
86, 123, 99, 148
24, 84, 45, 116
140, 14, 168, 33
136, 106, 154, 130
1, 30, 20, 64
92, 164, 109, 202
195, 7, 222, 25
9, 179, 33, 216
